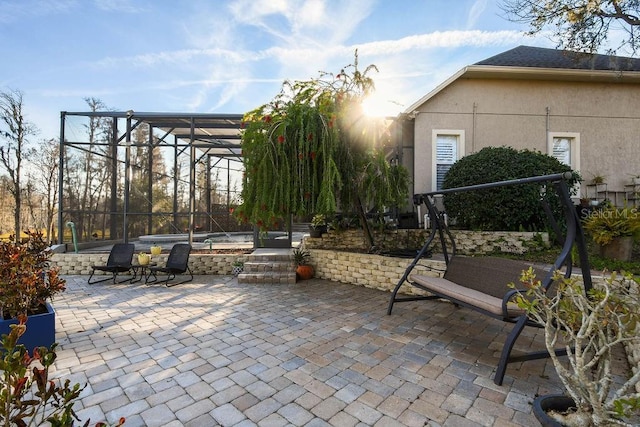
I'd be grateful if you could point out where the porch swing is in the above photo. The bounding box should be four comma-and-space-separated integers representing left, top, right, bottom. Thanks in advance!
386, 172, 593, 385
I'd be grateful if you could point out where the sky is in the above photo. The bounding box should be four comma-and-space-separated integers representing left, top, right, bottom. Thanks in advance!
0, 0, 557, 141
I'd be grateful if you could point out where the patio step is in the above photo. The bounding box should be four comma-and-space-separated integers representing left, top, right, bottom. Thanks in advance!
237, 271, 297, 284
237, 248, 297, 284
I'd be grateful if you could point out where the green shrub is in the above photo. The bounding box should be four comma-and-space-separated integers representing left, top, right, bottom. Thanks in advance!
442, 147, 579, 231
0, 321, 127, 427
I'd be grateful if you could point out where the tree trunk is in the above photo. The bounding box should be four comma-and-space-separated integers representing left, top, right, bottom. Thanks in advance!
13, 187, 20, 242
355, 194, 375, 252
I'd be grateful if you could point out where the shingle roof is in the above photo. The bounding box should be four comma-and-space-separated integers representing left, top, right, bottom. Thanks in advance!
403, 45, 640, 114
475, 45, 640, 72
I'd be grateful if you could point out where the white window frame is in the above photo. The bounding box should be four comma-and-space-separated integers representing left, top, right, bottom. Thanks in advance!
432, 130, 465, 191
547, 132, 580, 172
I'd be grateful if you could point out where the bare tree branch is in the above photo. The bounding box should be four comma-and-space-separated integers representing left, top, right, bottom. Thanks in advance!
501, 0, 640, 55
0, 89, 38, 241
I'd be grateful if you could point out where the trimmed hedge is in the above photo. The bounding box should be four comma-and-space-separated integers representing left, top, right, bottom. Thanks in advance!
442, 147, 579, 231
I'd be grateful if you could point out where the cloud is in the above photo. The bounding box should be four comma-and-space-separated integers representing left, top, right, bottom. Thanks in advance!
355, 30, 524, 56
227, 0, 375, 52
0, 0, 77, 23
89, 29, 524, 72
93, 0, 145, 13
91, 48, 246, 69
466, 0, 489, 29
74, 25, 528, 115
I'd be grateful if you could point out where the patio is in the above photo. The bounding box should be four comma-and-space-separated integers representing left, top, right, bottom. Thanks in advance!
52, 274, 569, 426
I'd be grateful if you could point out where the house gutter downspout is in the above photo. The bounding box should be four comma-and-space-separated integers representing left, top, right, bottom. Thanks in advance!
546, 106, 550, 136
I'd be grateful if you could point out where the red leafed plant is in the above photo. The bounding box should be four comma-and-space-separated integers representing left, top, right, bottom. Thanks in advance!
0, 320, 126, 427
0, 231, 66, 320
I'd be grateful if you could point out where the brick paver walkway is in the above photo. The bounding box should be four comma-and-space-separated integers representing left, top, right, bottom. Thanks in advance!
52, 275, 565, 426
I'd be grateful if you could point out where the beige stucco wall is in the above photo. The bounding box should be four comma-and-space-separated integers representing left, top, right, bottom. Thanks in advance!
412, 78, 640, 199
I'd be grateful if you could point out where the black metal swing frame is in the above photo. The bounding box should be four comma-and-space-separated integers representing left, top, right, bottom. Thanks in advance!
387, 172, 593, 385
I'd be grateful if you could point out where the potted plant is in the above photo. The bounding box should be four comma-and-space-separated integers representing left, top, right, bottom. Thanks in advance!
232, 261, 244, 276
0, 231, 66, 351
512, 268, 640, 426
0, 321, 126, 426
590, 174, 606, 185
292, 248, 314, 280
309, 214, 328, 238
150, 245, 162, 255
137, 252, 151, 265
583, 207, 640, 261
579, 197, 591, 208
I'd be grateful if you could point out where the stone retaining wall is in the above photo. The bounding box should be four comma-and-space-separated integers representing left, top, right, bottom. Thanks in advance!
51, 253, 247, 276
50, 250, 435, 293
305, 229, 549, 255
310, 249, 438, 296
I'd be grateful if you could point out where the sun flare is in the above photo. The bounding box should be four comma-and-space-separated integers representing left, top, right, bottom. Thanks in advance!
361, 94, 401, 118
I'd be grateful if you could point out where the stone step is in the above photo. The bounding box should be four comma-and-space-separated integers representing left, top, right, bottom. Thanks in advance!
237, 248, 297, 284
243, 261, 294, 273
237, 271, 297, 284
244, 252, 293, 263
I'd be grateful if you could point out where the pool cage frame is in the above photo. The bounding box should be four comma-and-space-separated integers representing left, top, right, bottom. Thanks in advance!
58, 111, 247, 247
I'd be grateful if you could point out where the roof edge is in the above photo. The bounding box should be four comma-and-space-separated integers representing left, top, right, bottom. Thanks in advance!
465, 64, 640, 80
403, 67, 469, 115
403, 64, 640, 115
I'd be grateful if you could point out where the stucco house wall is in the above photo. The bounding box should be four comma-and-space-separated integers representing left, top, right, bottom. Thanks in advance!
405, 46, 640, 205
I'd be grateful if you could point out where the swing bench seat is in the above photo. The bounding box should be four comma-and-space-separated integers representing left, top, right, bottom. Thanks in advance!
409, 256, 538, 319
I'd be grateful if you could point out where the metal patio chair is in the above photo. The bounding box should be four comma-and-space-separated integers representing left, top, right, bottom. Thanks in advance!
145, 243, 193, 287
88, 243, 135, 284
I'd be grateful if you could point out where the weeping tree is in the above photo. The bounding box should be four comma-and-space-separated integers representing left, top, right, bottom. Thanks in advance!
235, 52, 409, 251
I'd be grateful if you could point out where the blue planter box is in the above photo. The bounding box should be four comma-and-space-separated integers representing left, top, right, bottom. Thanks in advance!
0, 302, 55, 353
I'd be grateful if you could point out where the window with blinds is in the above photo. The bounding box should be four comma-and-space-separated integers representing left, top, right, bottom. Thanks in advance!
551, 137, 571, 166
547, 133, 579, 173
435, 135, 458, 191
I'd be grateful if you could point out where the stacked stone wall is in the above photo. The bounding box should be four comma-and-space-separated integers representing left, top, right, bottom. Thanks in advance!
51, 253, 247, 276
310, 249, 439, 296
304, 229, 549, 255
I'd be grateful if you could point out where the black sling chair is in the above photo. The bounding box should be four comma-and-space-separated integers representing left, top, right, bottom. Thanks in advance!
387, 172, 593, 385
145, 243, 193, 287
88, 243, 135, 284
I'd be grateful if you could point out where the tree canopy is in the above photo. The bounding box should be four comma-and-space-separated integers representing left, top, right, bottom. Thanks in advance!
501, 0, 640, 55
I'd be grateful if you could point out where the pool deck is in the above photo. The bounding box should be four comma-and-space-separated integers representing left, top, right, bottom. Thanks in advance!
43, 274, 601, 426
